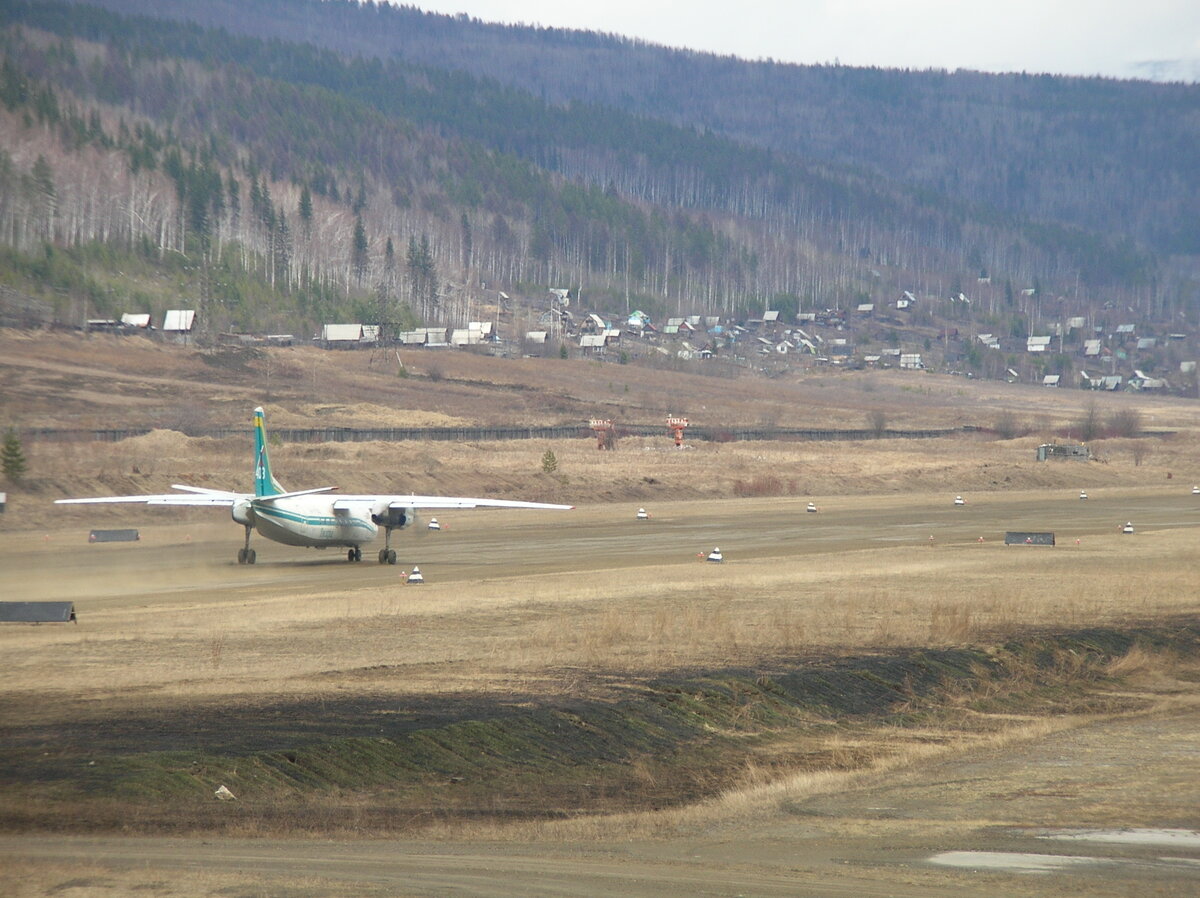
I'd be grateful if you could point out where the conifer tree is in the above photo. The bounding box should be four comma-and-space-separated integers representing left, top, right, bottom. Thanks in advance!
2, 427, 27, 482
352, 216, 369, 285
298, 184, 313, 235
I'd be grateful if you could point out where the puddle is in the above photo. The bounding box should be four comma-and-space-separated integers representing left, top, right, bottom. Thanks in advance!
1038, 829, 1200, 849
928, 851, 1107, 874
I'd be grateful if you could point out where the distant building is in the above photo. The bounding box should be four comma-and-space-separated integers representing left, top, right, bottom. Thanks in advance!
1037, 443, 1090, 462
319, 323, 376, 348
162, 309, 196, 343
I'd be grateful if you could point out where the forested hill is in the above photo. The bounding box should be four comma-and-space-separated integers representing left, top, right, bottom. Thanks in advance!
62, 0, 1200, 258
0, 0, 1195, 345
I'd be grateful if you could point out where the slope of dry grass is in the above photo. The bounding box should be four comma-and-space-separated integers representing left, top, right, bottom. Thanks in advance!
4, 328, 1199, 436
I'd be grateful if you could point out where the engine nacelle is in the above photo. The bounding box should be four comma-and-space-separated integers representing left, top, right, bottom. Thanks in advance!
231, 498, 256, 527
371, 503, 417, 529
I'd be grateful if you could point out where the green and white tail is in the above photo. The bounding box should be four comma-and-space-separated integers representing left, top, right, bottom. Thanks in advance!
253, 406, 284, 497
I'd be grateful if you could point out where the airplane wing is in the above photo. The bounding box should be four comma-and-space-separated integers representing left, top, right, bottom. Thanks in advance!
55, 485, 249, 507
332, 495, 574, 511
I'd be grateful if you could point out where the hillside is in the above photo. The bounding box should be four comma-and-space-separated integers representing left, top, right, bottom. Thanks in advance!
0, 0, 1197, 393
64, 0, 1200, 259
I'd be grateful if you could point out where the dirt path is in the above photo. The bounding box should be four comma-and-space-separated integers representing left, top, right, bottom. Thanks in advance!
2, 704, 1197, 897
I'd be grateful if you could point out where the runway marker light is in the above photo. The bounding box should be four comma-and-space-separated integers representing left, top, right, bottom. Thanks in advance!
636, 507, 649, 520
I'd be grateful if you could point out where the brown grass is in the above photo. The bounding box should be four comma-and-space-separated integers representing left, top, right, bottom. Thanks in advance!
6, 328, 1200, 437
4, 329, 1200, 843
3, 499, 1197, 711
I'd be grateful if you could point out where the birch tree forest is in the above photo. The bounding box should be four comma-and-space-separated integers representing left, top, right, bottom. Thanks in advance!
0, 0, 1193, 339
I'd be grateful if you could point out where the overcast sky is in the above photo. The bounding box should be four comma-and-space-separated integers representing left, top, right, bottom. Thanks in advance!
409, 0, 1200, 82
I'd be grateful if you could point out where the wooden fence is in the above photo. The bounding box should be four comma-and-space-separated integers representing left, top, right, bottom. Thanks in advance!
26, 425, 965, 444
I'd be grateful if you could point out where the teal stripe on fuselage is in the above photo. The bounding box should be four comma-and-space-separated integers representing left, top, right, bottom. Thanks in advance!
254, 503, 375, 533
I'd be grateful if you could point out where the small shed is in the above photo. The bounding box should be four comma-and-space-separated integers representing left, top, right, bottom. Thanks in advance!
320, 323, 365, 347
162, 309, 196, 343
162, 309, 195, 333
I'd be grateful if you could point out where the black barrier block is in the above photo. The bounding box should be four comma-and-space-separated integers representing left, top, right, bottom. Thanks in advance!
0, 602, 77, 623
88, 529, 140, 543
1005, 531, 1055, 546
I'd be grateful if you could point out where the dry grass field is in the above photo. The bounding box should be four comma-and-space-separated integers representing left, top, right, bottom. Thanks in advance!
5, 328, 1200, 436
2, 328, 1199, 896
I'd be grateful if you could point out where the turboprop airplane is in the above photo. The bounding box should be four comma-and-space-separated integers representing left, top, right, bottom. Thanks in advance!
56, 407, 573, 565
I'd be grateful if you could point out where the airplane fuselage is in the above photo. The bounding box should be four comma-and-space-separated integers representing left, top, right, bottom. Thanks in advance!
57, 405, 571, 565
251, 497, 377, 549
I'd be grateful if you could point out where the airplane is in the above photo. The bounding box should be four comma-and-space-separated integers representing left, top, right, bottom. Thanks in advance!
56, 407, 573, 565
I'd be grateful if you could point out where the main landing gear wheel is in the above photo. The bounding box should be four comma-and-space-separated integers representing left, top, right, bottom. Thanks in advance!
238, 525, 255, 564
348, 547, 362, 562
378, 548, 397, 565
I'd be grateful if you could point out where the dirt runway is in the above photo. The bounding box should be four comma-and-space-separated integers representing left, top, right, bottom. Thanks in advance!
1, 486, 1199, 896
7, 484, 1197, 600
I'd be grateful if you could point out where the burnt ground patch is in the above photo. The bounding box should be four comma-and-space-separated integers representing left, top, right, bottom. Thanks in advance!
1, 623, 1196, 834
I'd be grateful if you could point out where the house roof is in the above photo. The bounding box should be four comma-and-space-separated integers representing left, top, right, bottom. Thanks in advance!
162, 309, 195, 332
321, 323, 362, 342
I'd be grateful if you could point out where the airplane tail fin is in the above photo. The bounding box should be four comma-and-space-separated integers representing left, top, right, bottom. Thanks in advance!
253, 406, 284, 497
